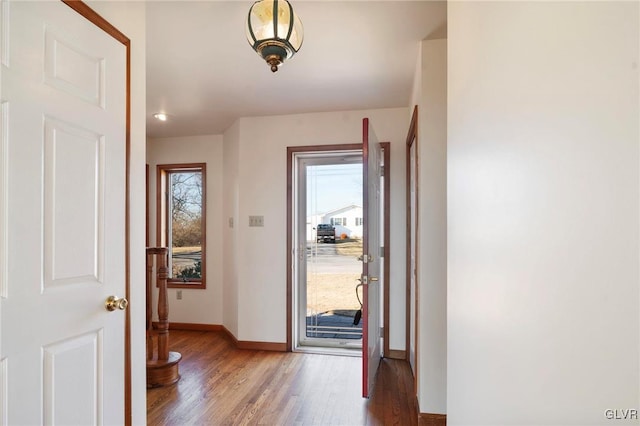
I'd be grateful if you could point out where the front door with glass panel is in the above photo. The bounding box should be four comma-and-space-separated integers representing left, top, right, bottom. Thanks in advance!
294, 151, 364, 351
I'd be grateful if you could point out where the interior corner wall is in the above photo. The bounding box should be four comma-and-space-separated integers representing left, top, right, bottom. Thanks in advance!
448, 2, 639, 424
146, 135, 224, 326
85, 1, 146, 424
232, 108, 408, 345
222, 120, 241, 337
410, 44, 422, 112
415, 38, 447, 415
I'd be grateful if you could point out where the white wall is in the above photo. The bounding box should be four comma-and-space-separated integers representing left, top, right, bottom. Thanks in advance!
448, 2, 639, 425
408, 36, 448, 416
147, 135, 224, 325
85, 2, 146, 424
226, 108, 408, 349
415, 38, 447, 415
223, 120, 240, 337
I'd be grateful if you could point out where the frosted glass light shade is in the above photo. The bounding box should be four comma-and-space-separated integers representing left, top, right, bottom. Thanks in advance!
246, 0, 303, 72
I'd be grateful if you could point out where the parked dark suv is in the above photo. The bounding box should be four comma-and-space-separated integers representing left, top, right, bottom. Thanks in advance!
316, 224, 336, 243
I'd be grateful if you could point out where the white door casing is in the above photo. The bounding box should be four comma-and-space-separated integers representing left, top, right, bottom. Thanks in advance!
1, 2, 127, 424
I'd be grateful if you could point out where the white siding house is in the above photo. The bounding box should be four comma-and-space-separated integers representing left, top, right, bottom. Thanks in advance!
306, 204, 363, 241
305, 213, 325, 242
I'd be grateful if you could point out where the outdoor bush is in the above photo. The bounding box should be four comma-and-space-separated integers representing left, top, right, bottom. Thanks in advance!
175, 260, 202, 280
172, 216, 202, 247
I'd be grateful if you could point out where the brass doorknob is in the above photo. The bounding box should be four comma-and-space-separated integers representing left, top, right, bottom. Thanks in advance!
105, 295, 128, 311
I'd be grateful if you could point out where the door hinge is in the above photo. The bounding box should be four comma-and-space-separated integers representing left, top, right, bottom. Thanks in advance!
380, 165, 385, 176
380, 326, 384, 335
380, 246, 385, 257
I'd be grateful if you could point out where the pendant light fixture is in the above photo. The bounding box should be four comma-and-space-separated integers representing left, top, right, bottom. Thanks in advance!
246, 0, 303, 72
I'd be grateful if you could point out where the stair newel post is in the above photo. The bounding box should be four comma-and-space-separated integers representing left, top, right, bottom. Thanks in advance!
146, 247, 181, 388
145, 248, 154, 361
156, 247, 169, 361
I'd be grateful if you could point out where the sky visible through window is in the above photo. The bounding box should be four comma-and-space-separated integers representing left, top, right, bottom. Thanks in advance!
307, 163, 362, 215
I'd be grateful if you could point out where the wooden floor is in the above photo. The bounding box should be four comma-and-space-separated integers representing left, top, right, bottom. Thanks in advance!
147, 330, 419, 425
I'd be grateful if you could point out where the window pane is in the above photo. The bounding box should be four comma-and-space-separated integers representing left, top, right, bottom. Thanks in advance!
169, 171, 202, 281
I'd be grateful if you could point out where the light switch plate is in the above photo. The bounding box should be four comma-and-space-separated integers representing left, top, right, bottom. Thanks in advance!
249, 215, 264, 227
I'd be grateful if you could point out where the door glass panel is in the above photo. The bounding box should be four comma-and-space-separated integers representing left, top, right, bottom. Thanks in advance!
304, 161, 363, 346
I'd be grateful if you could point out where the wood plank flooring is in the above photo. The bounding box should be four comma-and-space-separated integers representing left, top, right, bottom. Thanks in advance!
147, 330, 419, 425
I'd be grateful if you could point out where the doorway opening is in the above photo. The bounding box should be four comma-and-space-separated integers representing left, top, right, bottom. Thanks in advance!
293, 150, 364, 353
286, 142, 390, 360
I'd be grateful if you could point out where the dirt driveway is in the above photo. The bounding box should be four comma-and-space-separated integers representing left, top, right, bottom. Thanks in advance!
307, 244, 360, 275
305, 239, 363, 314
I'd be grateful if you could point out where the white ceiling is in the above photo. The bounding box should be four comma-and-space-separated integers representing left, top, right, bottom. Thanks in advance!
146, 1, 446, 139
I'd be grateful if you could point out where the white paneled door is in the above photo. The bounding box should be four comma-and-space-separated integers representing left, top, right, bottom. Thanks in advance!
361, 118, 382, 397
1, 2, 127, 424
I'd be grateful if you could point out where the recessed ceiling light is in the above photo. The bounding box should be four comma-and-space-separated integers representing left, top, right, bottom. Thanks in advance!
153, 113, 168, 121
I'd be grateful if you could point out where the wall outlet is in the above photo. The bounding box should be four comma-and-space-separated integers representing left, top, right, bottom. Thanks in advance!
249, 215, 264, 227
176, 290, 182, 300
228, 217, 234, 228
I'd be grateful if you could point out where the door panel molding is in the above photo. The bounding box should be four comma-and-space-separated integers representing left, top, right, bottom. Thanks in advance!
0, 357, 6, 425
43, 116, 105, 289
1, 1, 9, 67
44, 26, 106, 107
43, 330, 103, 425
0, 101, 7, 299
